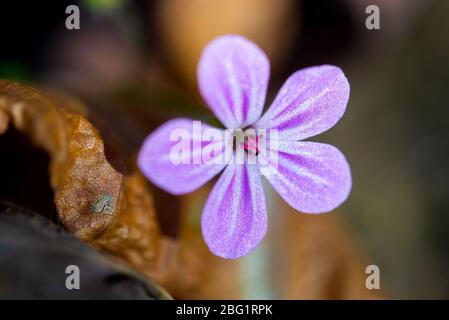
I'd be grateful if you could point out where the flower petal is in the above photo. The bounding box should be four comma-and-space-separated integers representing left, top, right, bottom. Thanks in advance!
255, 65, 350, 140
138, 118, 230, 195
259, 141, 351, 213
202, 163, 267, 259
198, 35, 270, 129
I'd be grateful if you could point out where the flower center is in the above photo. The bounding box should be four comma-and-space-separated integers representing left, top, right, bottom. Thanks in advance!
232, 129, 261, 156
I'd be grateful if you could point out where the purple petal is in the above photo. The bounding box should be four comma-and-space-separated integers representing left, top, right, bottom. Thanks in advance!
202, 163, 267, 259
259, 141, 352, 213
255, 65, 350, 140
198, 35, 270, 129
138, 118, 230, 195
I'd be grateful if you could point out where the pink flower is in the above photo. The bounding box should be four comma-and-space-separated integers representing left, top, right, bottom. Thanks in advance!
138, 35, 352, 259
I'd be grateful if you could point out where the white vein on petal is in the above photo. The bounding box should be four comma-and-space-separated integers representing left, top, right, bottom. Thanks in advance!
216, 88, 237, 128
225, 58, 243, 127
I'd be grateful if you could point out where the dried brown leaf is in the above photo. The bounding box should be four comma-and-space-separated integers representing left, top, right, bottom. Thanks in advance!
0, 80, 160, 270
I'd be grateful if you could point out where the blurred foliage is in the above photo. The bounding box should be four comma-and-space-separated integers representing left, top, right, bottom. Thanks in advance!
114, 84, 222, 127
0, 61, 31, 82
82, 0, 124, 11
332, 0, 449, 299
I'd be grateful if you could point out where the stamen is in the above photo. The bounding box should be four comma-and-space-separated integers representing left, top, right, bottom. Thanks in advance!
232, 129, 261, 156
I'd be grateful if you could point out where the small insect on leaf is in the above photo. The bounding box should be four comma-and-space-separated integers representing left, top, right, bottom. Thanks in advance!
91, 194, 114, 214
